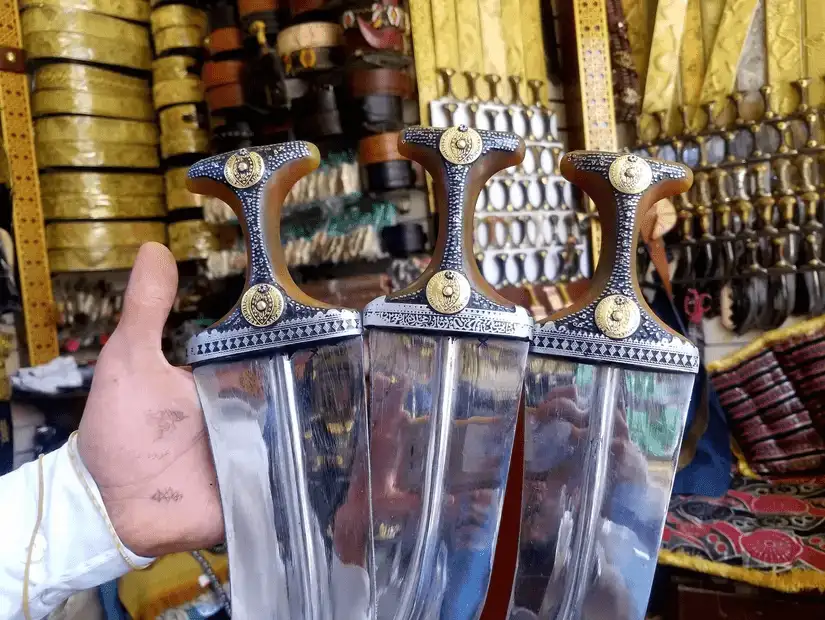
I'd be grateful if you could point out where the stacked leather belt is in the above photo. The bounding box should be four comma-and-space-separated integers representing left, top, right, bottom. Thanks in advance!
358, 131, 414, 192
347, 67, 413, 136
277, 21, 346, 144
150, 2, 231, 263
21, 0, 169, 273
150, 5, 210, 164
151, 2, 208, 57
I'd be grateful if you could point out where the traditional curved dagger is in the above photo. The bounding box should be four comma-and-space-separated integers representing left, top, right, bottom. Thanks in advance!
509, 152, 698, 620
185, 144, 373, 620
363, 125, 533, 620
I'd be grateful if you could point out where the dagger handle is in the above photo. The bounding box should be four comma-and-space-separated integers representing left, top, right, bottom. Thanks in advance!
187, 143, 328, 315
555, 151, 693, 328
389, 125, 526, 307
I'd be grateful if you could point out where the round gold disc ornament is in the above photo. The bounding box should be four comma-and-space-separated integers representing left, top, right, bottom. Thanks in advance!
426, 270, 471, 314
594, 294, 641, 339
439, 125, 483, 165
225, 150, 265, 188
241, 283, 284, 327
608, 154, 653, 194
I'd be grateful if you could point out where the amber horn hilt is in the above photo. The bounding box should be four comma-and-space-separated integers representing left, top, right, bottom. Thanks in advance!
558, 151, 692, 316
186, 142, 328, 318
389, 125, 525, 307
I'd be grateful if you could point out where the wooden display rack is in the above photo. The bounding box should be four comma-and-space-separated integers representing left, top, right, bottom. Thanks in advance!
0, 0, 58, 366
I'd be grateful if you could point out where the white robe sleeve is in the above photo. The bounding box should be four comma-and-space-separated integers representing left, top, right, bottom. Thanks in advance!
0, 437, 153, 620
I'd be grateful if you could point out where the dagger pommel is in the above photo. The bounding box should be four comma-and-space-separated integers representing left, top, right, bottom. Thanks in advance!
389, 125, 525, 310
184, 143, 362, 366
531, 151, 699, 373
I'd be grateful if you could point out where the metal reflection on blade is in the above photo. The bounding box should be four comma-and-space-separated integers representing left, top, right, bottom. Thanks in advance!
516, 361, 694, 620
369, 331, 528, 620
185, 144, 372, 620
510, 151, 698, 620
363, 125, 533, 619
194, 339, 373, 620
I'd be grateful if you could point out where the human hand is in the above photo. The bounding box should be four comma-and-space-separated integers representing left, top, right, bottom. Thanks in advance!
77, 243, 223, 558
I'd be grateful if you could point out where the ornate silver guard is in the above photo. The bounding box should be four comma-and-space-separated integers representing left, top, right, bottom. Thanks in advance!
531, 151, 700, 373
363, 126, 534, 340
185, 144, 362, 366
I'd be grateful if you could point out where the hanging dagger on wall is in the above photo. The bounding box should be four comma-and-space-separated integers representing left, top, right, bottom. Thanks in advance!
363, 125, 533, 620
508, 152, 697, 620
185, 144, 373, 620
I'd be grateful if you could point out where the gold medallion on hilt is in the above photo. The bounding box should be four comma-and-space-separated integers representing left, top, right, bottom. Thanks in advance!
595, 294, 641, 339
608, 154, 652, 194
224, 150, 265, 188
241, 283, 284, 327
426, 270, 472, 314
438, 125, 483, 165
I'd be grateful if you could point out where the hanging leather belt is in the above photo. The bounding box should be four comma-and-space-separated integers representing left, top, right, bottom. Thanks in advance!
33, 64, 150, 98
277, 21, 342, 53
150, 4, 208, 35
31, 89, 155, 121
19, 0, 150, 23
281, 46, 345, 76
347, 67, 413, 134
293, 82, 344, 140
23, 31, 152, 71
206, 84, 246, 113
165, 167, 206, 211
168, 220, 239, 262
46, 221, 167, 249
35, 141, 160, 169
153, 55, 199, 81
42, 194, 167, 220
47, 220, 167, 274
202, 59, 244, 89
207, 26, 245, 57
358, 131, 414, 192
35, 116, 159, 145
49, 247, 144, 272
212, 118, 255, 152
38, 171, 164, 196
239, 0, 280, 36
21, 6, 151, 46
154, 25, 207, 56
202, 60, 245, 113
159, 103, 210, 159
39, 171, 165, 220
289, 0, 325, 19
153, 77, 205, 110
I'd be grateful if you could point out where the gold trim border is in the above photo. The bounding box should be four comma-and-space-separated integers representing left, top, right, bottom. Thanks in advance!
658, 549, 825, 593
1, 0, 58, 364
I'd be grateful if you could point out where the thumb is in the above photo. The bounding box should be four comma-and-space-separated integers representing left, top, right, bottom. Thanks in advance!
112, 242, 178, 350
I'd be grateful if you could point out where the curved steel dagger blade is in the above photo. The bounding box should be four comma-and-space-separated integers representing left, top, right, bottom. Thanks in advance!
510, 152, 698, 620
186, 144, 373, 620
363, 126, 533, 620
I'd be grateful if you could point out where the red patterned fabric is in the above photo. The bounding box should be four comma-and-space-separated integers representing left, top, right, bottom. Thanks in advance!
710, 325, 825, 475
662, 475, 825, 575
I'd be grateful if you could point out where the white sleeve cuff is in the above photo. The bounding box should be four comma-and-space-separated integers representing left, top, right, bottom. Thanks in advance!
66, 434, 155, 571
0, 439, 154, 620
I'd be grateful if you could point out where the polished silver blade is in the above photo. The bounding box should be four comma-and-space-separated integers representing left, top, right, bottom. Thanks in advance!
193, 337, 372, 620
368, 330, 528, 620
510, 357, 694, 620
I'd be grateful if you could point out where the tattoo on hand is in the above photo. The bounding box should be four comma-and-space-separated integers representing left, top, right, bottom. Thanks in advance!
151, 488, 183, 503
150, 409, 187, 440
